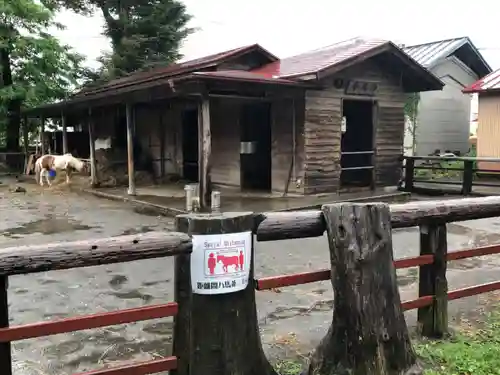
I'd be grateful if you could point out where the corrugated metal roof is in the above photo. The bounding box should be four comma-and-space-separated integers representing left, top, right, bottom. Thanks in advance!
463, 68, 500, 93
77, 44, 278, 97
403, 37, 469, 68
252, 37, 389, 78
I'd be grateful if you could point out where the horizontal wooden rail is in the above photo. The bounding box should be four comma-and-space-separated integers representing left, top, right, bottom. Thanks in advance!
255, 196, 500, 241
74, 356, 178, 375
0, 302, 178, 342
0, 232, 192, 276
405, 155, 500, 162
256, 254, 434, 290
447, 244, 500, 261
447, 280, 500, 301
402, 295, 433, 311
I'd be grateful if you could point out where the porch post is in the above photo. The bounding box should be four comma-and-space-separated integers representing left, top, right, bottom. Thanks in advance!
87, 108, 98, 187
197, 97, 212, 211
22, 115, 29, 174
126, 103, 136, 196
61, 111, 68, 154
40, 116, 45, 155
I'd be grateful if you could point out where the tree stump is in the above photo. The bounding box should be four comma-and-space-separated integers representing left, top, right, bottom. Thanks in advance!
173, 212, 277, 375
307, 203, 421, 375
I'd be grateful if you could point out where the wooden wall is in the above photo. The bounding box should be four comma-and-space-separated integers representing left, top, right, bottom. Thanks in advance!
89, 95, 304, 193
210, 98, 241, 187
476, 94, 500, 171
302, 59, 407, 194
272, 96, 305, 194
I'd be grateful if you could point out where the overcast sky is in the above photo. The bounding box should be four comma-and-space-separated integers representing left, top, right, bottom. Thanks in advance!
53, 0, 500, 71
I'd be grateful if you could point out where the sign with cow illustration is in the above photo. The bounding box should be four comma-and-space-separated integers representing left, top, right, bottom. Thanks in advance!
190, 231, 252, 295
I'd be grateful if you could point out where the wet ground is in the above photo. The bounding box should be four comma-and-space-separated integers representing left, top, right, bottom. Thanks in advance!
2, 180, 500, 374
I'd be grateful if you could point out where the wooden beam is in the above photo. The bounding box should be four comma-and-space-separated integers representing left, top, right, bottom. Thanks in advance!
0, 231, 191, 276
197, 97, 212, 210
126, 103, 136, 196
159, 108, 165, 178
40, 116, 45, 155
22, 115, 29, 172
255, 195, 500, 241
61, 111, 68, 154
88, 108, 98, 187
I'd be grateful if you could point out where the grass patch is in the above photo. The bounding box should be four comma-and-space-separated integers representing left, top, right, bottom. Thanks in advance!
416, 309, 500, 374
274, 358, 305, 375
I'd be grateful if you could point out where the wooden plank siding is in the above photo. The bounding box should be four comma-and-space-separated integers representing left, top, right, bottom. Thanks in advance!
302, 60, 407, 194
271, 96, 305, 194
476, 94, 500, 172
210, 99, 241, 188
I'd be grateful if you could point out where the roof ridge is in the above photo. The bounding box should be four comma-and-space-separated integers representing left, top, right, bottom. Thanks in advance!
404, 36, 468, 48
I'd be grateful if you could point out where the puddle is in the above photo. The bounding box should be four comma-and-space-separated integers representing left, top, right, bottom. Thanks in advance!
120, 226, 154, 235
1, 217, 94, 236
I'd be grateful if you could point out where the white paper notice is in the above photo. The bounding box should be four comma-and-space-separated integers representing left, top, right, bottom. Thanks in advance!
191, 231, 252, 295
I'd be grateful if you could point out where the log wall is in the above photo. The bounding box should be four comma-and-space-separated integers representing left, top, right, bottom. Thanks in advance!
302, 59, 406, 194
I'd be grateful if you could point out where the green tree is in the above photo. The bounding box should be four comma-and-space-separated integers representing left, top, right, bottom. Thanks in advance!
404, 93, 420, 155
0, 0, 86, 149
57, 0, 193, 80
102, 0, 193, 77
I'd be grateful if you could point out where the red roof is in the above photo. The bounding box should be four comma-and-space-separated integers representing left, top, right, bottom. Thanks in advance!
253, 38, 390, 78
77, 44, 278, 96
463, 68, 500, 94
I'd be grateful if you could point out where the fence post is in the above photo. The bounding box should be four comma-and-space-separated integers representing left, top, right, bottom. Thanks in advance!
308, 203, 421, 375
172, 212, 277, 375
462, 160, 474, 196
404, 158, 415, 192
417, 223, 448, 338
0, 276, 12, 375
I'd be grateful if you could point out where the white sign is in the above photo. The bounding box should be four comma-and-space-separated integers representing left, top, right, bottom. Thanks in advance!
341, 116, 347, 133
191, 231, 252, 295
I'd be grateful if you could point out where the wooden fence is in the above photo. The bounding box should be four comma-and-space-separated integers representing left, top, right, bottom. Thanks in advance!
402, 155, 500, 196
2, 197, 500, 374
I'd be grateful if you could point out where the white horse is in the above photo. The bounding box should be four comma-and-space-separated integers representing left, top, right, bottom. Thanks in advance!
35, 153, 86, 187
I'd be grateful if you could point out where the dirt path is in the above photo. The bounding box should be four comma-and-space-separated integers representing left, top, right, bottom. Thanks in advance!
2, 180, 500, 373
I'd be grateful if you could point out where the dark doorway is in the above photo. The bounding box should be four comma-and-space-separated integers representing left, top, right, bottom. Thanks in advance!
340, 99, 375, 188
182, 109, 199, 182
240, 102, 272, 191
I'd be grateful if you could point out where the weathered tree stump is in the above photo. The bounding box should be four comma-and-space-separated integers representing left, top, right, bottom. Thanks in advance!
173, 212, 276, 375
307, 203, 421, 375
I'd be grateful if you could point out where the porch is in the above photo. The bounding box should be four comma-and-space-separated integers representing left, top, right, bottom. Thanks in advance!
82, 182, 410, 215
25, 71, 311, 211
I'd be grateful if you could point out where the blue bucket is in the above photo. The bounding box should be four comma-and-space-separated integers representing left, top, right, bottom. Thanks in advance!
48, 169, 57, 178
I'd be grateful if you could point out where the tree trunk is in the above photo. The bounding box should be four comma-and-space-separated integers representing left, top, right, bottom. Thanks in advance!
0, 46, 20, 154
173, 212, 277, 375
307, 203, 421, 375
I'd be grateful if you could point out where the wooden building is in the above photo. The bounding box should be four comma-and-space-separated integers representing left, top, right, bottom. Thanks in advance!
463, 68, 500, 171
27, 38, 443, 204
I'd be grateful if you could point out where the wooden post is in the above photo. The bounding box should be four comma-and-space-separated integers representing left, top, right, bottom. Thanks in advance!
462, 160, 474, 196
61, 111, 68, 154
22, 115, 29, 172
88, 108, 98, 187
417, 223, 448, 338
126, 103, 136, 196
198, 98, 212, 211
159, 109, 165, 179
172, 212, 277, 375
0, 277, 12, 375
308, 203, 421, 375
404, 157, 415, 192
40, 116, 46, 155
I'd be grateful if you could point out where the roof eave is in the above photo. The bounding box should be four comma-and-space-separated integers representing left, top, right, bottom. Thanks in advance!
174, 73, 317, 89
